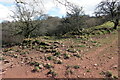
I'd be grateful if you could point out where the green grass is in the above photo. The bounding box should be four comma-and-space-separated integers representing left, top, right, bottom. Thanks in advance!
86, 69, 91, 72
47, 69, 57, 77
47, 56, 53, 60
73, 53, 81, 58
3, 48, 12, 52
63, 53, 71, 59
32, 66, 40, 72
29, 61, 40, 66
65, 70, 74, 75
82, 21, 119, 37
54, 59, 63, 64
0, 57, 5, 61
95, 21, 114, 29
67, 48, 76, 53
44, 63, 54, 69
78, 45, 86, 47
53, 52, 61, 56
20, 51, 29, 55
91, 41, 97, 43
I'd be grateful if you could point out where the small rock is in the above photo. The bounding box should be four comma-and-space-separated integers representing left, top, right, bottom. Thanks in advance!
96, 67, 99, 70
105, 71, 112, 77
89, 46, 92, 48
83, 73, 86, 76
9, 51, 14, 53
21, 61, 24, 64
3, 69, 7, 72
84, 66, 87, 68
85, 49, 89, 51
112, 65, 117, 69
111, 57, 113, 59
86, 57, 89, 59
10, 64, 14, 68
39, 64, 44, 69
4, 60, 9, 64
62, 45, 65, 47
77, 75, 80, 78
94, 64, 98, 66
80, 50, 83, 53
0, 72, 2, 75
19, 46, 22, 48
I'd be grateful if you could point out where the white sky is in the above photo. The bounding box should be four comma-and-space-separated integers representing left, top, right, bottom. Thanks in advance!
0, 0, 103, 22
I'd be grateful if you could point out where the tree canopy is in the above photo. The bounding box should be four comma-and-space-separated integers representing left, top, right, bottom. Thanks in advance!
95, 0, 120, 29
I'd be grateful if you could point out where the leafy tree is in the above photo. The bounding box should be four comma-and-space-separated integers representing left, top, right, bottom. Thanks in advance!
95, 0, 120, 29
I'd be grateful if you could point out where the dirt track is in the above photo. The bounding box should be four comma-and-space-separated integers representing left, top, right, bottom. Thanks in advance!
1, 32, 118, 78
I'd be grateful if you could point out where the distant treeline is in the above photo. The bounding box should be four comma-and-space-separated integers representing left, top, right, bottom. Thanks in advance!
2, 15, 106, 36
2, 15, 106, 45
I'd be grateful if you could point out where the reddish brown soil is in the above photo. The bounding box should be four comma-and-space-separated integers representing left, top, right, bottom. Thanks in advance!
1, 32, 118, 78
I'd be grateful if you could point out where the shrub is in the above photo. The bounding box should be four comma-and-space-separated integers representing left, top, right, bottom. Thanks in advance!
44, 63, 54, 69
73, 65, 80, 69
47, 56, 53, 60
63, 53, 71, 59
53, 52, 61, 57
32, 66, 40, 72
47, 69, 57, 77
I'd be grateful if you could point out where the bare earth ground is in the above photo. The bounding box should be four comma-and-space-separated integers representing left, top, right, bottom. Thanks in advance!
1, 32, 118, 78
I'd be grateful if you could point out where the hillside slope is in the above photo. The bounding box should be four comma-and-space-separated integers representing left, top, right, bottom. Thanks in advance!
1, 30, 118, 78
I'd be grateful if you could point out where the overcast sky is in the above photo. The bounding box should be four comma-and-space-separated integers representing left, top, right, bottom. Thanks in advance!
0, 0, 103, 22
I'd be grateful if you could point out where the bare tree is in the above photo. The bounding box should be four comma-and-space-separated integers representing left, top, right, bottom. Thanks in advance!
95, 0, 120, 29
66, 3, 84, 32
11, 0, 45, 38
55, 0, 85, 34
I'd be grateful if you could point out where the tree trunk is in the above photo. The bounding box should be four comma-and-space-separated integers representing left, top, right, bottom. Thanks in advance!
113, 19, 119, 29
